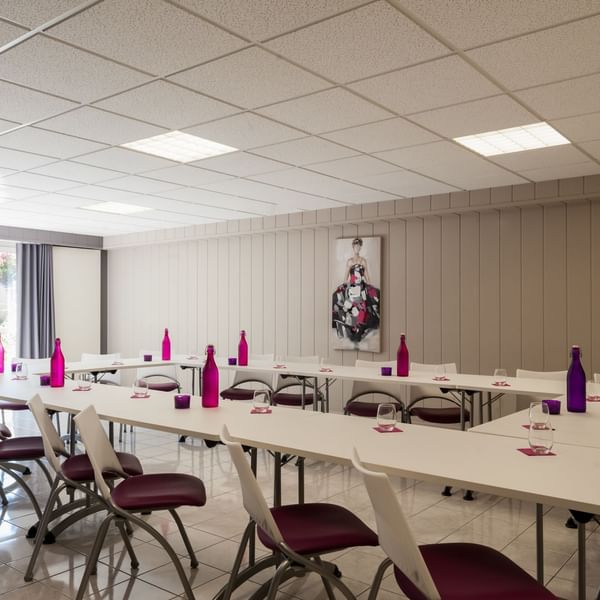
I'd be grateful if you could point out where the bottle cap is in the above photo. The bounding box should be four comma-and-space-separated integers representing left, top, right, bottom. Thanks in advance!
206, 344, 215, 352
240, 329, 246, 334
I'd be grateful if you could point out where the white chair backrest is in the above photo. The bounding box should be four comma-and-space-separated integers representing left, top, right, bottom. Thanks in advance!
232, 354, 275, 389
251, 354, 274, 363
409, 362, 458, 402
275, 355, 319, 389
137, 350, 178, 380
352, 449, 440, 600
27, 395, 66, 474
594, 373, 600, 384
221, 426, 283, 544
81, 352, 121, 385
516, 369, 566, 410
351, 359, 404, 402
73, 405, 127, 503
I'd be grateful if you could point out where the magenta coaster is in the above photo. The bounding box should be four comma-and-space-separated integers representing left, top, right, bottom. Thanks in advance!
251, 408, 272, 414
319, 367, 333, 373
373, 426, 403, 433
517, 448, 556, 456
273, 364, 287, 369
130, 393, 150, 399
432, 376, 450, 381
522, 424, 555, 431
587, 395, 600, 402
492, 382, 511, 387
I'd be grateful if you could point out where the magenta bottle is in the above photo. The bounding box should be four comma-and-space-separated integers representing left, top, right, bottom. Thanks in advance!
0, 334, 4, 374
202, 345, 219, 408
567, 345, 586, 413
238, 330, 248, 367
397, 333, 409, 377
162, 328, 171, 361
50, 338, 65, 388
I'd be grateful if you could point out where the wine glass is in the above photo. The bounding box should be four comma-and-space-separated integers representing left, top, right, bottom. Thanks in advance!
433, 364, 447, 381
253, 390, 271, 413
493, 368, 507, 385
528, 424, 554, 455
78, 373, 92, 391
132, 379, 149, 398
377, 403, 397, 431
15, 363, 28, 380
529, 401, 550, 429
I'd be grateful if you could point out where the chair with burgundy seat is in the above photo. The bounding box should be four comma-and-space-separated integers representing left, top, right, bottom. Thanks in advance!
136, 350, 181, 393
515, 369, 566, 411
344, 359, 405, 419
352, 449, 558, 600
271, 355, 322, 410
220, 353, 275, 401
24, 395, 143, 581
220, 425, 378, 600
73, 405, 206, 600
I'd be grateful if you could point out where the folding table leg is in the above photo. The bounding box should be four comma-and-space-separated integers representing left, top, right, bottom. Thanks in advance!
273, 452, 282, 507
578, 521, 586, 600
536, 503, 544, 584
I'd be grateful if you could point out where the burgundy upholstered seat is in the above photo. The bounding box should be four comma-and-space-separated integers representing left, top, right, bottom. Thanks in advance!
111, 473, 206, 511
0, 401, 29, 411
0, 437, 44, 461
61, 452, 143, 482
394, 543, 557, 600
220, 387, 256, 401
257, 503, 378, 555
271, 392, 314, 407
346, 400, 404, 418
410, 406, 469, 424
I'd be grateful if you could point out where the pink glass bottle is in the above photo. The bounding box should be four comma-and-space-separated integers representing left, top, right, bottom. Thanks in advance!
202, 345, 219, 408
567, 345, 586, 413
162, 328, 171, 361
0, 334, 4, 374
397, 333, 409, 377
50, 338, 65, 388
238, 330, 248, 367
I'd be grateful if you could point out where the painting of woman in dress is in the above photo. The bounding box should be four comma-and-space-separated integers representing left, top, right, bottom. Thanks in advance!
331, 237, 381, 351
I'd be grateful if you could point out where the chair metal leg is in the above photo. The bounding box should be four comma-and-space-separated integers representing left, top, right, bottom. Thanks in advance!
0, 464, 43, 521
0, 482, 7, 505
215, 554, 280, 600
76, 515, 113, 600
266, 560, 291, 600
115, 518, 139, 569
34, 458, 55, 488
368, 558, 393, 600
297, 457, 305, 504
223, 521, 252, 600
169, 508, 199, 567
315, 556, 336, 600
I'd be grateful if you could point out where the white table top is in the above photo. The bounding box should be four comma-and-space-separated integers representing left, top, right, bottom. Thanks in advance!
2, 373, 600, 515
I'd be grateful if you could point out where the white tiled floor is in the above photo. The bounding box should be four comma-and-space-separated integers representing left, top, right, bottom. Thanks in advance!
0, 410, 597, 599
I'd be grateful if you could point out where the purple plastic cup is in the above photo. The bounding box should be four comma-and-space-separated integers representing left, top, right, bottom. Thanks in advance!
228, 357, 237, 365
174, 394, 191, 409
143, 354, 152, 362
40, 374, 50, 386
381, 366, 392, 376
543, 399, 561, 415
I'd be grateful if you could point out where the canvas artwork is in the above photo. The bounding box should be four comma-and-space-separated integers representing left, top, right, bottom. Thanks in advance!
331, 236, 381, 352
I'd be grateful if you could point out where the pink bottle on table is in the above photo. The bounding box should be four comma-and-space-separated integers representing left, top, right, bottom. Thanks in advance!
0, 334, 4, 374
396, 333, 409, 377
202, 345, 219, 408
50, 338, 65, 388
238, 330, 248, 367
162, 328, 171, 361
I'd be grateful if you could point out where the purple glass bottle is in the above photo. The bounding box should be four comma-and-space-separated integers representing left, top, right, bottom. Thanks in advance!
0, 334, 4, 374
162, 328, 171, 361
238, 330, 248, 367
397, 333, 409, 377
567, 345, 586, 413
202, 345, 219, 408
50, 338, 65, 388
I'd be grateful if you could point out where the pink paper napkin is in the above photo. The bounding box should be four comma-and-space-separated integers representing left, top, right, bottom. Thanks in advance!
319, 367, 333, 373
250, 408, 272, 414
130, 393, 150, 399
587, 395, 600, 402
517, 448, 556, 456
373, 426, 403, 433
492, 382, 511, 387
522, 424, 555, 431
73, 387, 91, 392
273, 364, 287, 369
432, 376, 450, 381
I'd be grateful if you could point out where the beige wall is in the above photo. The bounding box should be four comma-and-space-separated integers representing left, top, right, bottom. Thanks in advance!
107, 188, 600, 413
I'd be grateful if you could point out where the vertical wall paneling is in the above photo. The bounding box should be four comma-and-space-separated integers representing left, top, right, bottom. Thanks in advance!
441, 215, 460, 367
314, 228, 329, 361
274, 232, 288, 357
239, 236, 252, 344
228, 236, 240, 358
206, 239, 219, 348
423, 217, 442, 364
217, 238, 229, 357
301, 229, 315, 357
263, 233, 276, 355
388, 220, 406, 359
288, 230, 302, 357
591, 199, 600, 373
460, 212, 480, 373
373, 220, 390, 361
250, 235, 264, 354
197, 240, 208, 350
406, 219, 424, 363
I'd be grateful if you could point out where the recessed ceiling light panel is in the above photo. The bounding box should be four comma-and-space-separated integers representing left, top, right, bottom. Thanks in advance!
454, 122, 570, 156
121, 131, 238, 162
83, 201, 152, 215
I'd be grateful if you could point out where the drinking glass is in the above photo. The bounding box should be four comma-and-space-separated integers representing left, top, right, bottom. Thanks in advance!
493, 368, 507, 385
433, 364, 447, 381
132, 380, 149, 398
528, 424, 554, 455
15, 363, 28, 380
376, 403, 397, 431
253, 390, 271, 413
529, 401, 550, 429
78, 373, 92, 391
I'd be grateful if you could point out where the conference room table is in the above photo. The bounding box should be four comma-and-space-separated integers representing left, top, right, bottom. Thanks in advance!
0, 373, 598, 598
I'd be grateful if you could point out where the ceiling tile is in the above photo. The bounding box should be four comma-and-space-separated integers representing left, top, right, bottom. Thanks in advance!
48, 0, 246, 76
144, 165, 233, 187
0, 19, 27, 45
322, 117, 440, 153
30, 161, 123, 184
27, 193, 98, 208
265, 1, 448, 82
102, 175, 183, 195
0, 80, 79, 125
0, 119, 17, 134
257, 88, 392, 133
251, 137, 357, 165
178, 0, 367, 41
0, 0, 87, 28
38, 107, 167, 145
350, 55, 500, 115
518, 161, 600, 182
376, 141, 527, 189
192, 152, 289, 177
0, 184, 42, 201
399, 0, 600, 49
580, 140, 600, 162
94, 81, 238, 130
0, 126, 106, 158
72, 148, 176, 174
466, 16, 600, 90
170, 47, 330, 109
551, 113, 600, 143
410, 95, 538, 138
515, 73, 600, 120
488, 145, 590, 171
308, 155, 398, 179
2, 171, 80, 192
184, 113, 305, 150
0, 147, 55, 170
0, 36, 151, 102
60, 185, 150, 202
351, 170, 459, 196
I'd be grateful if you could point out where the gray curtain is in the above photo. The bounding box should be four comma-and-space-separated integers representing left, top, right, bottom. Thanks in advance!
17, 244, 55, 358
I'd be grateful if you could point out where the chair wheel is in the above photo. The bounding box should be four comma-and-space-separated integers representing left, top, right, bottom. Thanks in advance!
463, 490, 474, 501
565, 517, 578, 529
23, 467, 31, 475
43, 531, 56, 545
26, 525, 37, 539
441, 486, 453, 497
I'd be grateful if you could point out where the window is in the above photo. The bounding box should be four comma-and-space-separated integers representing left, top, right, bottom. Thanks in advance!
0, 243, 17, 361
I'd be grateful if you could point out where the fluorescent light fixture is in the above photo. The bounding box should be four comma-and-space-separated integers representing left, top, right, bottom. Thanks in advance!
121, 131, 238, 162
83, 201, 152, 215
454, 122, 570, 156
